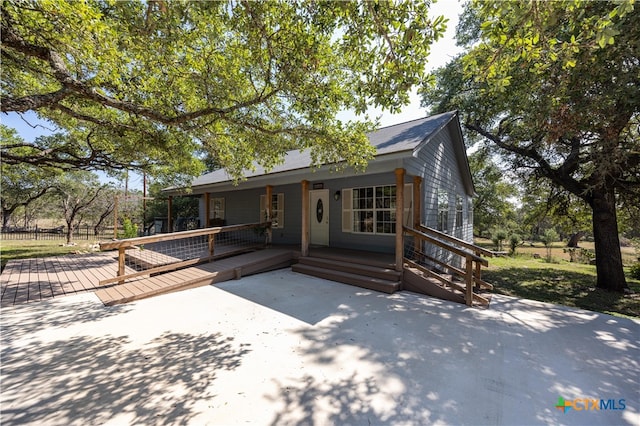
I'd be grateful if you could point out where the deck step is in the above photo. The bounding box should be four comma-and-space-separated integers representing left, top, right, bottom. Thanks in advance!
292, 263, 401, 294
308, 249, 395, 269
297, 256, 402, 282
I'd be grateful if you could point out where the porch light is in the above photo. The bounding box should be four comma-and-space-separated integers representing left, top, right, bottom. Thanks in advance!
334, 190, 341, 201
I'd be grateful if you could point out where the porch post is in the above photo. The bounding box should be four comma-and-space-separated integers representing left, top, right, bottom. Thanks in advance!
395, 168, 405, 272
413, 176, 422, 255
301, 180, 309, 257
265, 185, 273, 244
167, 195, 173, 233
265, 185, 273, 221
204, 192, 211, 228
412, 176, 422, 228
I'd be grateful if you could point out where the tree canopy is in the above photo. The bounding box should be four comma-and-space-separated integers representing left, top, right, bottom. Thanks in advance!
2, 0, 446, 182
0, 125, 63, 228
422, 0, 639, 292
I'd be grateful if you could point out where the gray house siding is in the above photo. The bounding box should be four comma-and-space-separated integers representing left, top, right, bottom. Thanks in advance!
198, 184, 303, 245
404, 123, 473, 267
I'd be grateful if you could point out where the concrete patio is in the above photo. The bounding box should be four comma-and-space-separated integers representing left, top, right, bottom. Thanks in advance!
1, 269, 638, 425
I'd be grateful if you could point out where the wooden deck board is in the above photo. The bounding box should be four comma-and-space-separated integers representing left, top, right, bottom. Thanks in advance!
0, 262, 14, 296
46, 257, 70, 297
51, 256, 78, 295
37, 258, 54, 301
2, 260, 23, 305
66, 256, 99, 292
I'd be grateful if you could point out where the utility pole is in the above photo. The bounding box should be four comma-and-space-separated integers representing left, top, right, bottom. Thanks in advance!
143, 173, 147, 234
113, 195, 118, 239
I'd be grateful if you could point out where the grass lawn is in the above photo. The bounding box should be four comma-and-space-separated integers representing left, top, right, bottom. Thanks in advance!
483, 254, 640, 319
0, 239, 100, 270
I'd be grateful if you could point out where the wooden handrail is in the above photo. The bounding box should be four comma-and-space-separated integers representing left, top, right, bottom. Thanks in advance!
416, 224, 494, 258
100, 222, 271, 285
403, 225, 491, 307
100, 222, 271, 250
403, 226, 488, 266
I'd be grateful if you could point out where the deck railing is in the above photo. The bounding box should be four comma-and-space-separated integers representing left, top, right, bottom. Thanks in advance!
99, 222, 271, 285
403, 225, 493, 306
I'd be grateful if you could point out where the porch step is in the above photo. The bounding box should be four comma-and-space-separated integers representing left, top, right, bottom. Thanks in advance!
292, 257, 401, 294
298, 256, 402, 281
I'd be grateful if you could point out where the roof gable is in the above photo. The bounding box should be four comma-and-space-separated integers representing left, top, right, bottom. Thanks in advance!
368, 111, 455, 154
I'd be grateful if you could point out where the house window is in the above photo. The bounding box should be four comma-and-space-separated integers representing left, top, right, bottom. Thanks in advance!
209, 197, 225, 220
352, 186, 376, 233
259, 193, 284, 228
438, 189, 449, 232
342, 184, 412, 234
455, 195, 463, 228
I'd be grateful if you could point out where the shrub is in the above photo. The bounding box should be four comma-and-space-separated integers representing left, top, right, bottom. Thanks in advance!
120, 218, 139, 239
630, 263, 640, 280
564, 247, 595, 264
509, 233, 520, 255
492, 229, 508, 251
540, 229, 559, 262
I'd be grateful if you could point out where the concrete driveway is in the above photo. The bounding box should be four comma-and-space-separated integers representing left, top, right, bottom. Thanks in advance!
1, 269, 638, 425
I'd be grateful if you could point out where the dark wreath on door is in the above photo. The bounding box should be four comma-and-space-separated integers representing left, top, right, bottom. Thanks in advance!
316, 199, 324, 223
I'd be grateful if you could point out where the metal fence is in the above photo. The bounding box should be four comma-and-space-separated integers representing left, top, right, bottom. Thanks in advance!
1, 225, 116, 241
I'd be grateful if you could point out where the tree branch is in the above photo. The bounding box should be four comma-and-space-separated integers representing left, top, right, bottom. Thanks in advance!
2, 15, 284, 128
465, 121, 589, 199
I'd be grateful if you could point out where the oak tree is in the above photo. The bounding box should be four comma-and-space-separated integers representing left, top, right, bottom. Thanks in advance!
422, 1, 639, 292
2, 0, 446, 182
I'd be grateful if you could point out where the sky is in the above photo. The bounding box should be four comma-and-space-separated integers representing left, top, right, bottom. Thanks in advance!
1, 0, 464, 189
345, 0, 464, 127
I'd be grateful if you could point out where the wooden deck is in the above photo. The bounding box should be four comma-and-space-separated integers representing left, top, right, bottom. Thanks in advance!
1, 244, 485, 308
1, 252, 122, 307
95, 248, 295, 306
1, 248, 295, 307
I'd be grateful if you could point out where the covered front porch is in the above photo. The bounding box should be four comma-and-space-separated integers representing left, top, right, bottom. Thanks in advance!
167, 167, 421, 270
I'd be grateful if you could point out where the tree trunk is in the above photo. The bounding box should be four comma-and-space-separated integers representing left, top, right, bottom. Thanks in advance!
590, 187, 627, 292
567, 231, 585, 247
65, 220, 74, 245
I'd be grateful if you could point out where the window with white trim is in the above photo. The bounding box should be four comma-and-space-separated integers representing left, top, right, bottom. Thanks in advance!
455, 195, 463, 228
209, 197, 225, 220
437, 189, 449, 232
341, 184, 412, 234
259, 193, 284, 228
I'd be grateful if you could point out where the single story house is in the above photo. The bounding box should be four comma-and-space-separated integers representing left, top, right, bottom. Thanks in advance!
165, 111, 475, 270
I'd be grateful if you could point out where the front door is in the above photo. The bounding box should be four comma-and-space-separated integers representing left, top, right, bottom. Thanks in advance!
310, 189, 329, 246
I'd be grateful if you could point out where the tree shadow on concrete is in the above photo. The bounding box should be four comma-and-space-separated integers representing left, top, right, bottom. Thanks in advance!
1, 295, 132, 338
1, 330, 251, 425
261, 282, 639, 425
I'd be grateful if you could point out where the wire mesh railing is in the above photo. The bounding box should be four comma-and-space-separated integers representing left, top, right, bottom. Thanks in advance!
99, 222, 271, 285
